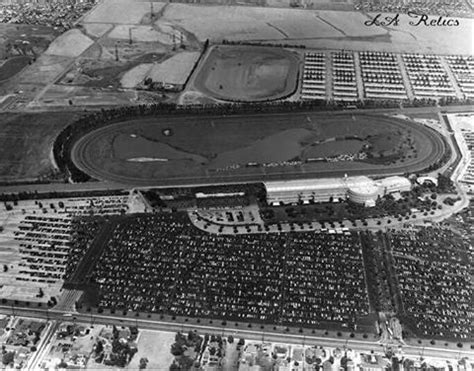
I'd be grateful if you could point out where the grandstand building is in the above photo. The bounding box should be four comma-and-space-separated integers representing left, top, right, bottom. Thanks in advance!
265, 175, 411, 206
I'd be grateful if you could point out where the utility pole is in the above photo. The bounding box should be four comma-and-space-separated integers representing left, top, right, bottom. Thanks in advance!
129, 28, 133, 45
150, 1, 154, 21
115, 43, 119, 61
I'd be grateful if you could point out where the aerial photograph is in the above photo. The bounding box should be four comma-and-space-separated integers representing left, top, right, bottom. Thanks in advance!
0, 0, 472, 369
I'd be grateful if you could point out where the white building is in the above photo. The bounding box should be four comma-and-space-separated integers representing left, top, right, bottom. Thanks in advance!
376, 176, 412, 194
265, 175, 411, 206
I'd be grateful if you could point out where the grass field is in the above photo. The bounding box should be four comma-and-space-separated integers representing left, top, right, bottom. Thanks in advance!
71, 112, 445, 186
0, 24, 59, 86
0, 24, 59, 61
0, 112, 78, 182
193, 45, 299, 102
0, 56, 31, 82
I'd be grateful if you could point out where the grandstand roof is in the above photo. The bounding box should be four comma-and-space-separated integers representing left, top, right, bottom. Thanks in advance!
377, 176, 411, 189
348, 183, 380, 196
265, 176, 374, 193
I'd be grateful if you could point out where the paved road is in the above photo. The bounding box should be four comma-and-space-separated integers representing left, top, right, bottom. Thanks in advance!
25, 321, 58, 371
0, 305, 471, 362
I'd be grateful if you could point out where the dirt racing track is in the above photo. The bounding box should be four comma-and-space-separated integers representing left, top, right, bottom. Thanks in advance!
191, 45, 300, 102
70, 112, 447, 187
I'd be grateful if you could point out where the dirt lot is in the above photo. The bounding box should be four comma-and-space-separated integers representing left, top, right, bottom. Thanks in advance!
0, 112, 78, 182
193, 45, 299, 102
126, 330, 175, 370
44, 29, 94, 58
148, 51, 200, 85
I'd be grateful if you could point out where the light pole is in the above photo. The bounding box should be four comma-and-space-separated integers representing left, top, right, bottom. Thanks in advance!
302, 334, 306, 370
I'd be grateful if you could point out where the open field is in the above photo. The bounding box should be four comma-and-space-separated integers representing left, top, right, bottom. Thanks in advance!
34, 85, 137, 108
71, 112, 446, 186
14, 54, 72, 85
147, 51, 200, 85
0, 24, 59, 60
158, 4, 383, 41
108, 24, 178, 45
44, 29, 94, 58
77, 0, 472, 55
156, 4, 473, 54
120, 63, 154, 88
0, 57, 31, 82
3, 0, 469, 109
193, 45, 299, 101
0, 112, 78, 182
126, 330, 174, 370
82, 23, 112, 38
0, 24, 60, 85
81, 0, 163, 24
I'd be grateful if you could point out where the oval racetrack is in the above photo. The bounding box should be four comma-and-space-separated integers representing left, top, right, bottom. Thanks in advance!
71, 112, 447, 187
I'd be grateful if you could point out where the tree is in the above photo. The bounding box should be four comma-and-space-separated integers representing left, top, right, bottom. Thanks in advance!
112, 325, 119, 339
139, 357, 148, 370
95, 340, 104, 354
170, 343, 184, 356
2, 351, 14, 366
58, 360, 68, 369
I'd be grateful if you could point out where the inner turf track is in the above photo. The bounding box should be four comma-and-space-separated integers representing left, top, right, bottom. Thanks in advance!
71, 111, 446, 187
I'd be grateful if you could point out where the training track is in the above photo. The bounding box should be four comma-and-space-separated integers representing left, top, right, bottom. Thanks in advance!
71, 111, 447, 187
